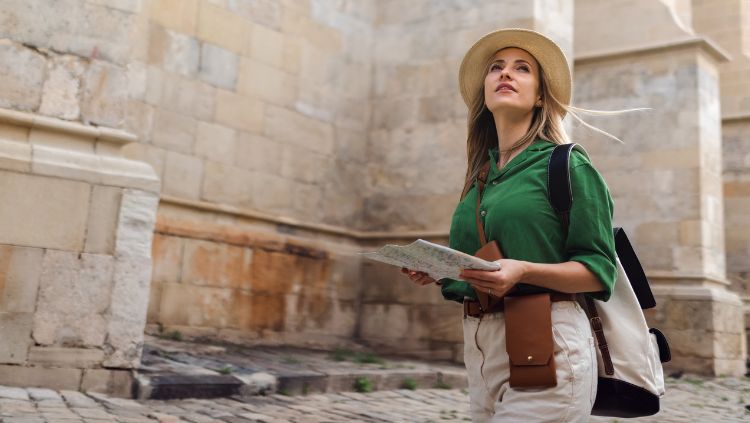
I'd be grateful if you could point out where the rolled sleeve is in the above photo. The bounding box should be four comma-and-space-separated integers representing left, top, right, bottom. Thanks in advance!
565, 162, 617, 301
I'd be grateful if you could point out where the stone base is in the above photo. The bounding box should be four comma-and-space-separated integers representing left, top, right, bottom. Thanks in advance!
649, 285, 747, 376
0, 365, 134, 397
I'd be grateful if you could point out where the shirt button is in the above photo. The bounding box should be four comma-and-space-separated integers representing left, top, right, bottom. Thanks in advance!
491, 180, 498, 185
480, 210, 487, 217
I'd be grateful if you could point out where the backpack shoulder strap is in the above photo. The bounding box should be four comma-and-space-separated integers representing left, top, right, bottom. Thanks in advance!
548, 142, 615, 376
547, 143, 577, 233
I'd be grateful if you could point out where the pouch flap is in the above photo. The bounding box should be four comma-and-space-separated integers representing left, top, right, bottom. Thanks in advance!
504, 294, 553, 366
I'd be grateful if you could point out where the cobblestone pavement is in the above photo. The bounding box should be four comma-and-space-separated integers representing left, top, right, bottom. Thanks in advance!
1, 375, 749, 422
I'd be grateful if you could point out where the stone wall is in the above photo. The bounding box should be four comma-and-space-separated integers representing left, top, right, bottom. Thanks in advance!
124, 0, 372, 229
133, 0, 378, 347
0, 1, 158, 394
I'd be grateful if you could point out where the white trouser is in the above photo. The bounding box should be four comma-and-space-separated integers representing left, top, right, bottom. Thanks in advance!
463, 300, 597, 422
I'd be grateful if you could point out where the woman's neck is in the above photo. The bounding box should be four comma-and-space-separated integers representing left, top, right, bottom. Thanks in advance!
492, 110, 534, 168
492, 110, 534, 152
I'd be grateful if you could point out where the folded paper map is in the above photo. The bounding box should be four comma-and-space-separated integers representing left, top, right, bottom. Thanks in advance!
360, 239, 501, 281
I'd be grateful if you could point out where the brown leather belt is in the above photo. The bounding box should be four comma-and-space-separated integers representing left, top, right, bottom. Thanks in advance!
463, 292, 576, 318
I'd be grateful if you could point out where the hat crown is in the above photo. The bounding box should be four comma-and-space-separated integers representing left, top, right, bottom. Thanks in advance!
458, 28, 572, 111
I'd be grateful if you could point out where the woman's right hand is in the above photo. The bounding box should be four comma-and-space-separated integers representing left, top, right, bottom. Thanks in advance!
401, 268, 438, 286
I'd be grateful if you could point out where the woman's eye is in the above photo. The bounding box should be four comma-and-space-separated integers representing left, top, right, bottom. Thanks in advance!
490, 63, 501, 71
517, 65, 529, 72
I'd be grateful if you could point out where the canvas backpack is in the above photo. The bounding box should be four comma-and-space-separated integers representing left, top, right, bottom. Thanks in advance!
547, 143, 672, 418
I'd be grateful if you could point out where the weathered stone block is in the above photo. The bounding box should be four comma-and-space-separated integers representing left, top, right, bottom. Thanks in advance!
180, 239, 253, 290
0, 170, 90, 251
151, 109, 197, 154
0, 40, 45, 112
149, 0, 199, 34
148, 24, 200, 77
233, 132, 282, 174
159, 74, 216, 122
114, 189, 160, 259
39, 55, 86, 121
104, 255, 152, 368
194, 121, 236, 164
162, 151, 203, 200
251, 171, 294, 212
279, 145, 325, 184
81, 368, 134, 398
214, 89, 264, 133
0, 245, 44, 313
0, 312, 33, 364
228, 0, 282, 29
200, 161, 254, 206
263, 105, 334, 155
0, 365, 82, 390
84, 185, 123, 254
27, 347, 104, 368
121, 142, 167, 181
199, 43, 239, 90
32, 251, 115, 347
237, 58, 296, 105
158, 282, 234, 329
249, 24, 284, 67
81, 60, 129, 128
196, 1, 249, 53
151, 234, 184, 285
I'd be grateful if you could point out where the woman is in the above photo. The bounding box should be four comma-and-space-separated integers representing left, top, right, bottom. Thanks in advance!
402, 28, 618, 422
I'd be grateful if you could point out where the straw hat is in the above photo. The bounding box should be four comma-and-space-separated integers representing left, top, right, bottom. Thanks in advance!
458, 28, 572, 110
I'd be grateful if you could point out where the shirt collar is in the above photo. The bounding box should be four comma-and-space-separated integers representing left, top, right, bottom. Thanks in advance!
487, 138, 550, 178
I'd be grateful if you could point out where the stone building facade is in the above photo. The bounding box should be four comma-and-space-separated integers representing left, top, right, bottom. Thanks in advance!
0, 0, 747, 394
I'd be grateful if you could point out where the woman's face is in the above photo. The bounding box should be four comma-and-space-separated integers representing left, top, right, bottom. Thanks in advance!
483, 47, 541, 116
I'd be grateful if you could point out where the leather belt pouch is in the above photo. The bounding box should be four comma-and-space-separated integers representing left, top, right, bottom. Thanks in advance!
504, 293, 557, 388
473, 241, 506, 311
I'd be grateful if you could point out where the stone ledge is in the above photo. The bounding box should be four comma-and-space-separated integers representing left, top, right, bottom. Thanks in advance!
723, 113, 750, 123
575, 36, 732, 65
0, 138, 160, 192
160, 195, 450, 241
0, 107, 136, 145
652, 285, 744, 305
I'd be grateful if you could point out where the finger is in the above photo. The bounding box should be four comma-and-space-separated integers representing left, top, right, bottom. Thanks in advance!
464, 278, 495, 289
416, 275, 433, 284
460, 269, 498, 282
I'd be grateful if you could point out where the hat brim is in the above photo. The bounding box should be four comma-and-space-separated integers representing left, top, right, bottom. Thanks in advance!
458, 28, 572, 111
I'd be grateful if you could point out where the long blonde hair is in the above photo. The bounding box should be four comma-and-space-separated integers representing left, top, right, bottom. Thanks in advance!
459, 60, 635, 200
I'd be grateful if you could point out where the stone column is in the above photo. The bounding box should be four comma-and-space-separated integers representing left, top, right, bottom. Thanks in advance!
0, 1, 160, 395
574, 0, 746, 375
692, 0, 750, 359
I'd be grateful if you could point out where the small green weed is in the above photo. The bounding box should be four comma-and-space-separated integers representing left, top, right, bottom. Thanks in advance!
164, 330, 183, 342
434, 380, 452, 389
353, 352, 385, 365
217, 365, 233, 375
277, 387, 290, 396
401, 378, 417, 390
353, 376, 374, 393
329, 347, 354, 362
282, 355, 301, 365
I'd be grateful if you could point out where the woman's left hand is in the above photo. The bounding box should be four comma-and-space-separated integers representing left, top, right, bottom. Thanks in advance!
459, 259, 528, 297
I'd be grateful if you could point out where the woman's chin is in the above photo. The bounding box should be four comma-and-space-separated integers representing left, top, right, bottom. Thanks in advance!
486, 102, 533, 115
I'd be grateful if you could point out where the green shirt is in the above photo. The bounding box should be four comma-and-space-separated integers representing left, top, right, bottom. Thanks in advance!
440, 138, 617, 303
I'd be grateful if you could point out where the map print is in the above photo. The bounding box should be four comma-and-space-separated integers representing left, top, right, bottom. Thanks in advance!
360, 239, 501, 281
